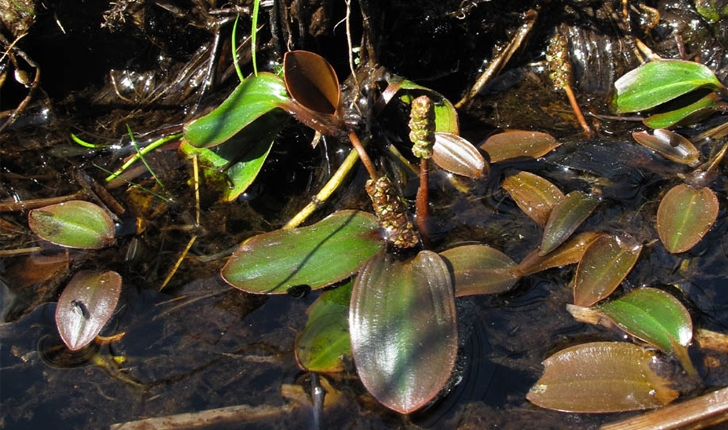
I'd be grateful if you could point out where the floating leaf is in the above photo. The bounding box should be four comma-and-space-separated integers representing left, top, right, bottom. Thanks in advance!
284, 50, 340, 115
518, 232, 602, 276
180, 111, 286, 201
432, 132, 487, 178
184, 72, 289, 148
573, 234, 642, 307
527, 342, 679, 413
55, 270, 122, 351
502, 171, 565, 226
598, 287, 695, 375
440, 244, 519, 297
657, 184, 719, 253
632, 129, 700, 167
350, 251, 457, 414
614, 59, 725, 114
643, 92, 721, 129
296, 280, 353, 373
479, 130, 560, 163
540, 191, 600, 256
28, 200, 115, 249
221, 210, 384, 294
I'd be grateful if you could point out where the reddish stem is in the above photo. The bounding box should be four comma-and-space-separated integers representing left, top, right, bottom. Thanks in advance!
416, 158, 430, 246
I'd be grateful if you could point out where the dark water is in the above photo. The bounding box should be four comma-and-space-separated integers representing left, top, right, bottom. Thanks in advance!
3, 0, 728, 429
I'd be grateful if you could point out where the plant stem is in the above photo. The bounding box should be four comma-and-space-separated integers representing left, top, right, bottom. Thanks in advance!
105, 133, 182, 182
564, 84, 593, 138
348, 132, 379, 180
284, 148, 360, 229
416, 159, 430, 246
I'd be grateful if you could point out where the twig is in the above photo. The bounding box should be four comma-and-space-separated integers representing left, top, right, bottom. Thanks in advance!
601, 386, 728, 430
110, 403, 296, 430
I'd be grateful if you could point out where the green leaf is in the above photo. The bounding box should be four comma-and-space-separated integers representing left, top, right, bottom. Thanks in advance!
439, 244, 519, 297
540, 191, 600, 256
55, 270, 122, 351
643, 92, 721, 129
396, 78, 460, 134
598, 287, 695, 375
502, 171, 565, 227
527, 342, 679, 413
183, 72, 290, 148
350, 251, 457, 414
295, 280, 353, 373
657, 184, 719, 253
479, 130, 561, 163
221, 210, 384, 294
180, 111, 287, 201
614, 59, 725, 114
573, 234, 642, 307
28, 200, 115, 249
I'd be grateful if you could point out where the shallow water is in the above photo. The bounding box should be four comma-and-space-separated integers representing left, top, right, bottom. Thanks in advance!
3, 0, 728, 429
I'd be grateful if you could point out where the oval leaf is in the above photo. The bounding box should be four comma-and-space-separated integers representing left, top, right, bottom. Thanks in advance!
657, 184, 719, 253
573, 234, 642, 307
502, 171, 565, 226
284, 50, 340, 115
540, 191, 600, 256
440, 244, 519, 297
55, 270, 122, 351
296, 281, 353, 373
221, 210, 384, 294
598, 287, 695, 374
614, 59, 725, 113
350, 251, 457, 414
479, 130, 560, 163
432, 132, 487, 178
28, 200, 115, 249
527, 342, 679, 413
184, 72, 289, 148
518, 232, 602, 276
632, 129, 700, 167
643, 92, 721, 129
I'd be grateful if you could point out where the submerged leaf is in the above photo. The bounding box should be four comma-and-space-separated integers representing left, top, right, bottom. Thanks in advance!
350, 251, 457, 414
502, 171, 565, 226
440, 244, 519, 297
527, 342, 679, 413
632, 129, 700, 167
184, 72, 289, 148
284, 50, 340, 115
598, 287, 695, 374
432, 132, 487, 178
540, 191, 600, 256
296, 280, 353, 373
573, 234, 642, 307
657, 184, 719, 253
56, 270, 122, 351
221, 210, 384, 294
28, 200, 115, 249
479, 130, 560, 163
614, 59, 725, 114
